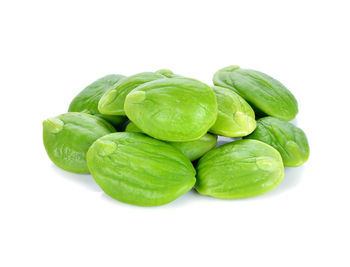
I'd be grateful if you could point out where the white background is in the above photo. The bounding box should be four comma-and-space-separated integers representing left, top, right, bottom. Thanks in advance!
1, 0, 349, 266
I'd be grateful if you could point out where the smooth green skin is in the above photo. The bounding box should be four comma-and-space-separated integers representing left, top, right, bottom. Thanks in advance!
213, 65, 298, 121
209, 86, 256, 137
98, 72, 166, 116
245, 116, 309, 167
124, 77, 218, 142
86, 132, 196, 206
125, 122, 218, 161
195, 139, 284, 199
43, 112, 115, 173
68, 74, 127, 127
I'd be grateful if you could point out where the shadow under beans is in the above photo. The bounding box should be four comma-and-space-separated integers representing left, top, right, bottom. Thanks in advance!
257, 165, 305, 199
49, 160, 305, 206
164, 189, 200, 208
97, 165, 305, 207
276, 165, 305, 192
100, 188, 198, 209
50, 164, 101, 192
